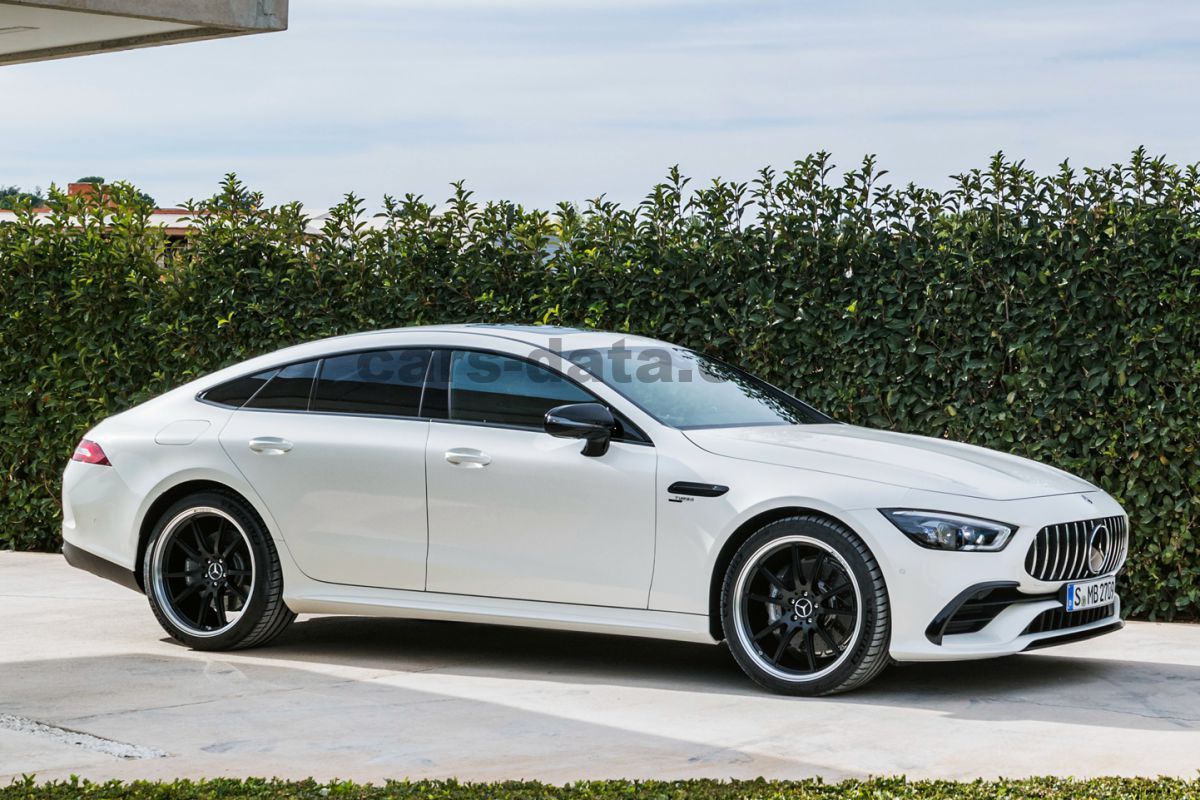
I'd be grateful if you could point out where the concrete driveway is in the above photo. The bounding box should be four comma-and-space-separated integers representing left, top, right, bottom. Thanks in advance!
2, 551, 1198, 782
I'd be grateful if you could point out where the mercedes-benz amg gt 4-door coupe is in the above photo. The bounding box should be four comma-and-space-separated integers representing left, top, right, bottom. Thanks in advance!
62, 324, 1127, 694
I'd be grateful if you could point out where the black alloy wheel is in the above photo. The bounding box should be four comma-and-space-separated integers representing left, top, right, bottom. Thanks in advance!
144, 490, 294, 650
151, 507, 255, 635
738, 536, 859, 674
722, 515, 891, 695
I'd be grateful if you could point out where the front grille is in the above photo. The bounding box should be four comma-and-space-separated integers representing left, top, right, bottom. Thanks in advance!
1024, 515, 1128, 582
1023, 603, 1115, 635
943, 586, 1046, 636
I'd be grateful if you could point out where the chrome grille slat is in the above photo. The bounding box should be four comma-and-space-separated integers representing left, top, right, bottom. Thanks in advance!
1025, 514, 1130, 583
1056, 524, 1066, 580
1100, 517, 1111, 574
1075, 520, 1086, 576
1067, 521, 1075, 579
1033, 529, 1045, 576
1060, 522, 1070, 578
1084, 520, 1093, 572
1108, 516, 1125, 574
1110, 517, 1117, 569
1048, 526, 1056, 579
1102, 516, 1114, 574
1078, 520, 1088, 576
1050, 526, 1060, 581
1060, 523, 1069, 581
1114, 516, 1123, 572
1068, 521, 1079, 579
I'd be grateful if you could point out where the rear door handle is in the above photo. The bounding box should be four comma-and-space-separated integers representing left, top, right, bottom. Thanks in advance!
444, 448, 491, 467
248, 436, 293, 454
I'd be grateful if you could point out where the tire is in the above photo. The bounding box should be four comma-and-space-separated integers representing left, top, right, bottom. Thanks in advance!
721, 514, 890, 695
143, 490, 295, 650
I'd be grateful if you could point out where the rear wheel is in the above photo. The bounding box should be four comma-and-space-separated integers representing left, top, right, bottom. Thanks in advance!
143, 490, 294, 650
721, 515, 890, 695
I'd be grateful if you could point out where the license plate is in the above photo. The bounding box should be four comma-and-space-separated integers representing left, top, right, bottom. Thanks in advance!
1063, 576, 1116, 612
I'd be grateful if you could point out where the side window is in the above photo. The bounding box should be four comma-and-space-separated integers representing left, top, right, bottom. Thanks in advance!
312, 349, 431, 417
448, 351, 593, 428
245, 360, 319, 411
200, 369, 277, 408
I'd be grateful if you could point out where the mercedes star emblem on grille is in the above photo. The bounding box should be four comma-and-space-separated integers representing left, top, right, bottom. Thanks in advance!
1088, 524, 1110, 575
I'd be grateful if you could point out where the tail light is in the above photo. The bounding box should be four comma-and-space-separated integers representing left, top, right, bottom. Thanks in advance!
72, 439, 111, 466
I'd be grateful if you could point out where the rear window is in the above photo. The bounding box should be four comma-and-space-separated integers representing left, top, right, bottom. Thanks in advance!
200, 369, 276, 408
311, 349, 432, 417
245, 360, 319, 411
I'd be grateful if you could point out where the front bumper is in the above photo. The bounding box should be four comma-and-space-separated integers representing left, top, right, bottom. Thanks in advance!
924, 579, 1122, 655
843, 489, 1128, 662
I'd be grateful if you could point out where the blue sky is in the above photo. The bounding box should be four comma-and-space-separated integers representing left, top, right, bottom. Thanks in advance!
3, 0, 1199, 210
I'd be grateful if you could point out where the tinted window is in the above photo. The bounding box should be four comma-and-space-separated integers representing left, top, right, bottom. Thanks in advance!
201, 369, 276, 408
312, 349, 431, 417
448, 351, 593, 428
565, 346, 829, 429
246, 360, 319, 411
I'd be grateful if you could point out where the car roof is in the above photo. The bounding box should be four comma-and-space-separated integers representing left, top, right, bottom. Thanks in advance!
330, 323, 673, 352
171, 323, 678, 402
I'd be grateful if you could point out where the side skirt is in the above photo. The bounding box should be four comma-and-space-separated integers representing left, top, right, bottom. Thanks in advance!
286, 586, 718, 645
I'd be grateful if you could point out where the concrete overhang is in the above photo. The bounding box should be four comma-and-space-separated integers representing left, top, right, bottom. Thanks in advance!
0, 0, 287, 65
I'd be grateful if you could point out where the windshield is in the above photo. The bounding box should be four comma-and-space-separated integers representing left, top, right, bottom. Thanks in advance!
563, 345, 831, 430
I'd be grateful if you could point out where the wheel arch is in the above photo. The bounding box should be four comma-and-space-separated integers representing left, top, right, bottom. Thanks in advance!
706, 505, 864, 641
135, 478, 260, 590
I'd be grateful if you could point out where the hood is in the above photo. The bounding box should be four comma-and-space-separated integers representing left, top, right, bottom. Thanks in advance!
683, 423, 1096, 501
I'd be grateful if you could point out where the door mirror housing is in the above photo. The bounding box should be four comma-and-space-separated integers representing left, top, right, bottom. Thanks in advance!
544, 402, 617, 457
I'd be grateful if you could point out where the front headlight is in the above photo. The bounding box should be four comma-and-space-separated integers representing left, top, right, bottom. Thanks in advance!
881, 509, 1016, 552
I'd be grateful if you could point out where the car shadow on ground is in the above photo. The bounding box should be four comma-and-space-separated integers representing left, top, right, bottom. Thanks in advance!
251, 615, 1200, 731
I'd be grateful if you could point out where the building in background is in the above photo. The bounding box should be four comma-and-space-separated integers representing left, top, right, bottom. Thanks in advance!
0, 0, 286, 66
0, 181, 194, 245
0, 181, 345, 242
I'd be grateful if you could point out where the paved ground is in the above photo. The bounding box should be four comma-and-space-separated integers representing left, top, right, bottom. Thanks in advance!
2, 551, 1199, 783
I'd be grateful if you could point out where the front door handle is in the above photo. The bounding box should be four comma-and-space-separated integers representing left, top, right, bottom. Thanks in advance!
248, 436, 293, 455
444, 448, 491, 468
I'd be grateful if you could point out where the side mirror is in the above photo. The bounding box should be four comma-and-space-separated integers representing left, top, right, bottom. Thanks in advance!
544, 402, 617, 457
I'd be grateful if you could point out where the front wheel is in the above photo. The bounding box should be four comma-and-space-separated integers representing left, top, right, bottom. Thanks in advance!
143, 490, 294, 650
721, 515, 890, 695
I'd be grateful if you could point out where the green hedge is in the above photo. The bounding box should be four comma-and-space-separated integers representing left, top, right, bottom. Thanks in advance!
4, 778, 1200, 800
1, 150, 1197, 620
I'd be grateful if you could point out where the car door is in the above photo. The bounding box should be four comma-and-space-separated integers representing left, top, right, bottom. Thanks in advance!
218, 348, 432, 590
424, 349, 657, 608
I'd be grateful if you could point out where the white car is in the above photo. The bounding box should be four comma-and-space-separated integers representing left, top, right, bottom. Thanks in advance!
62, 324, 1127, 695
